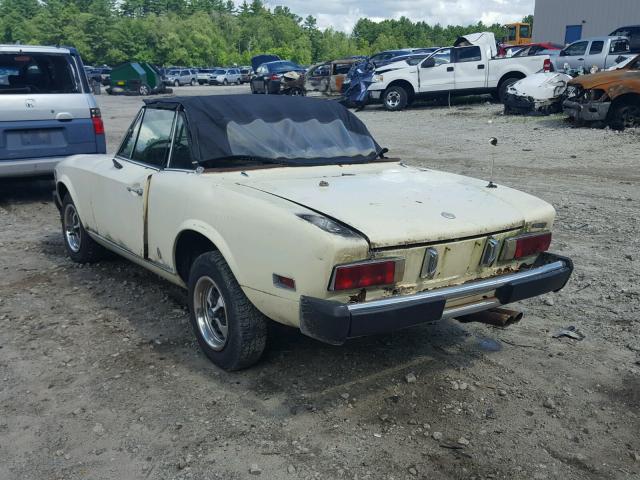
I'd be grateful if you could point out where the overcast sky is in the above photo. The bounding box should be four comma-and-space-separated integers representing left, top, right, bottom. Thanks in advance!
254, 0, 535, 32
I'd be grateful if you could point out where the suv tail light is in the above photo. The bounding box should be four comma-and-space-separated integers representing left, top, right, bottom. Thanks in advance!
543, 58, 552, 72
330, 259, 402, 291
271, 73, 281, 81
90, 108, 105, 135
501, 232, 552, 261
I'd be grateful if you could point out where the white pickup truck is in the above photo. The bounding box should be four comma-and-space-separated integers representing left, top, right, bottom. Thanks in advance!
368, 32, 551, 111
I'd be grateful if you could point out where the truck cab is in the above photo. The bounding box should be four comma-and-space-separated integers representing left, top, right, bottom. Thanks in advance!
368, 32, 550, 111
553, 36, 632, 72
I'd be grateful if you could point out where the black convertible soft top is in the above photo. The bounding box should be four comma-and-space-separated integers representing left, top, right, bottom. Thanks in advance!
144, 95, 382, 166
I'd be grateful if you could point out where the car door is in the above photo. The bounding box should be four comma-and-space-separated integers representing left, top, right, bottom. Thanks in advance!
559, 40, 589, 69
584, 40, 604, 70
418, 49, 454, 93
452, 46, 486, 90
90, 106, 176, 257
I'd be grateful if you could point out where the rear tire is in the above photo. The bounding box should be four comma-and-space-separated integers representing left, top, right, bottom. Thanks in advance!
61, 194, 105, 263
138, 84, 150, 96
188, 251, 267, 371
383, 85, 408, 111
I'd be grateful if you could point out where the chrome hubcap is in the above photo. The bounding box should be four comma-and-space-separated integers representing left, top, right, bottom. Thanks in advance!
63, 204, 81, 253
194, 276, 228, 351
386, 91, 401, 108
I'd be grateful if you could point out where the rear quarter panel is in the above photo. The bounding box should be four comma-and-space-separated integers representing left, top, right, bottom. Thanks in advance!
145, 171, 370, 326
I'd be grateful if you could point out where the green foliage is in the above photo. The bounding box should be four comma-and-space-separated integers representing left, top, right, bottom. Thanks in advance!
0, 0, 520, 67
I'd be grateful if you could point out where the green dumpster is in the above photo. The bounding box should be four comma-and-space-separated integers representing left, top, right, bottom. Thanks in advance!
107, 62, 169, 96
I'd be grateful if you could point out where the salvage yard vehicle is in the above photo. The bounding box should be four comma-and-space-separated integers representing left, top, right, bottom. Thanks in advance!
610, 25, 640, 53
504, 72, 573, 115
54, 95, 573, 370
0, 44, 106, 177
209, 68, 242, 85
368, 32, 551, 111
164, 68, 197, 87
305, 58, 360, 96
250, 61, 305, 94
551, 36, 632, 73
563, 54, 640, 130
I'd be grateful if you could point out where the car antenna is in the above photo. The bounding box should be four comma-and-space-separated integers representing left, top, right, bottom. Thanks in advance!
487, 137, 498, 188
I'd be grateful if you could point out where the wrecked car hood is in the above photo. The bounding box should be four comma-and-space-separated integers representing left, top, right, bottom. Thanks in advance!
508, 72, 572, 100
235, 164, 554, 248
568, 69, 640, 90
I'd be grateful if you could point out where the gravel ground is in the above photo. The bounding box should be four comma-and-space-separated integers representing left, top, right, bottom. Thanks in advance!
1, 85, 639, 480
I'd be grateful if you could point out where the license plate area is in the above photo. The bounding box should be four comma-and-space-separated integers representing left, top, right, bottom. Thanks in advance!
21, 129, 52, 146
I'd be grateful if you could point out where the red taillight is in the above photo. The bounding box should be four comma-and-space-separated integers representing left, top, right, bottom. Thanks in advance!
331, 260, 397, 291
543, 58, 552, 72
271, 73, 280, 81
514, 232, 552, 259
90, 108, 104, 135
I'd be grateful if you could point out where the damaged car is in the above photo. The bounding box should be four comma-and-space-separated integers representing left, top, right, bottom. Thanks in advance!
503, 72, 573, 115
54, 95, 573, 370
563, 54, 640, 130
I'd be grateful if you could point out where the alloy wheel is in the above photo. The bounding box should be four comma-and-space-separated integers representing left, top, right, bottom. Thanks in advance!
63, 204, 82, 253
193, 276, 229, 351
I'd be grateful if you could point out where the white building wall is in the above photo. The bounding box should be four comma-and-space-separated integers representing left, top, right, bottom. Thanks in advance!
533, 0, 640, 44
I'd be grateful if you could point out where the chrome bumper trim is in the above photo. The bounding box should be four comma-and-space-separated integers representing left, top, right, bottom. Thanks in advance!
347, 260, 566, 313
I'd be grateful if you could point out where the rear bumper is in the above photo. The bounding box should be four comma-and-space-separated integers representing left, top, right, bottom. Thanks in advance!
563, 99, 611, 122
0, 156, 67, 178
299, 252, 573, 345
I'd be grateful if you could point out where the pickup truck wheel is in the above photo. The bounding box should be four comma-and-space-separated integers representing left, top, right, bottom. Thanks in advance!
61, 195, 105, 263
188, 252, 267, 371
608, 99, 640, 131
498, 78, 519, 103
383, 86, 408, 111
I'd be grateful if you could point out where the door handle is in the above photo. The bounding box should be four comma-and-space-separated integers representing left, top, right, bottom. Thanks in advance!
477, 64, 485, 69
127, 185, 144, 196
447, 66, 454, 72
578, 58, 584, 61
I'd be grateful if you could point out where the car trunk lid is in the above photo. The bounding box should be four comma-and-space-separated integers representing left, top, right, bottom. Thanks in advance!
237, 166, 529, 248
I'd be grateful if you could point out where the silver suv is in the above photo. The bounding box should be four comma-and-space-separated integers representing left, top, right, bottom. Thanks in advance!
0, 45, 106, 177
209, 68, 242, 85
165, 68, 197, 86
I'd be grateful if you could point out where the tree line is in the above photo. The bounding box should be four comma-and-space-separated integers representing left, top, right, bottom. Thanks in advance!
0, 0, 516, 67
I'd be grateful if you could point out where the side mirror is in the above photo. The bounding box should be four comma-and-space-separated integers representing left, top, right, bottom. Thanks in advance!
422, 57, 436, 68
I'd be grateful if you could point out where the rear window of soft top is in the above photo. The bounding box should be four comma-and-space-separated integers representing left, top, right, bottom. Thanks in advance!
0, 52, 80, 94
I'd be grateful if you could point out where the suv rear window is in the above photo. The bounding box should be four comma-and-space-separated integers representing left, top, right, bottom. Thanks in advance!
0, 53, 80, 94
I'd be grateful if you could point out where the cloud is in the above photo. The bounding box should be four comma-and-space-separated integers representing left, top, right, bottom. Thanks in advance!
252, 0, 535, 32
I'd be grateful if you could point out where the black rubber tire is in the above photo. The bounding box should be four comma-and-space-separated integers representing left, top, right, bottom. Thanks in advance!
608, 98, 640, 131
61, 194, 105, 263
498, 77, 519, 103
383, 85, 408, 111
223, 79, 228, 86
139, 84, 150, 96
188, 251, 267, 371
